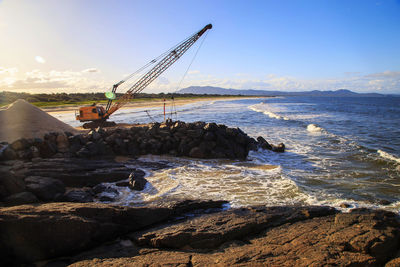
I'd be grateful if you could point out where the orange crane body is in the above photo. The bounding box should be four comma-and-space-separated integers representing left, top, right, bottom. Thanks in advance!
76, 24, 212, 127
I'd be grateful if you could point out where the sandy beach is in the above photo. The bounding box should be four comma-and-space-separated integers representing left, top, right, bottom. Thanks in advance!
42, 96, 263, 114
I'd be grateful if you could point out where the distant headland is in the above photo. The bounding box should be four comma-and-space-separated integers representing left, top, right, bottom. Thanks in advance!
178, 86, 399, 97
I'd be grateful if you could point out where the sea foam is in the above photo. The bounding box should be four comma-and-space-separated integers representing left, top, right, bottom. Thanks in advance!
306, 124, 325, 133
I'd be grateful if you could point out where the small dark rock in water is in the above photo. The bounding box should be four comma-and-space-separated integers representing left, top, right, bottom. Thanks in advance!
339, 203, 351, 208
257, 136, 272, 150
129, 170, 147, 191
4, 191, 38, 205
377, 199, 392, 205
272, 143, 285, 153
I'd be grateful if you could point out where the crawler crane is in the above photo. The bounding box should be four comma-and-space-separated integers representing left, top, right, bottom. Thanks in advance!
76, 24, 212, 128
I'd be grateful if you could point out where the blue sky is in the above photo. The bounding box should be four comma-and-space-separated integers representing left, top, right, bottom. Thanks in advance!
0, 0, 399, 93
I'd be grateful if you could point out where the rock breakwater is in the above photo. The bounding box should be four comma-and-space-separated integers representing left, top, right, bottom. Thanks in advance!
0, 121, 285, 161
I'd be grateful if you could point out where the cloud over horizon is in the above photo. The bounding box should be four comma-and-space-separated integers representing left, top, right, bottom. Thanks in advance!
0, 67, 399, 94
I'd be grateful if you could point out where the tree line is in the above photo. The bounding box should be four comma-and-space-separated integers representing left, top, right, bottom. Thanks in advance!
0, 91, 226, 106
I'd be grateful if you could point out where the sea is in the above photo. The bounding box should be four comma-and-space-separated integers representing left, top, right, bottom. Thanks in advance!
52, 96, 400, 213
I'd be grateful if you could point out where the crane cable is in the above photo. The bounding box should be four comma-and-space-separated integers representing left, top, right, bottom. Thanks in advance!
169, 30, 210, 120
114, 26, 209, 123
116, 35, 196, 122
118, 32, 197, 89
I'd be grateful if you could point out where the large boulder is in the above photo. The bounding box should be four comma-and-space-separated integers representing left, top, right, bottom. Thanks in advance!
63, 189, 94, 203
4, 191, 38, 205
25, 176, 65, 201
189, 146, 207, 158
0, 170, 25, 199
132, 206, 337, 249
0, 200, 227, 264
56, 134, 69, 153
10, 138, 30, 151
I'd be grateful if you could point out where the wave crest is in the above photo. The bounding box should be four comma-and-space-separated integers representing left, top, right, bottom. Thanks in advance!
249, 104, 289, 120
378, 150, 400, 164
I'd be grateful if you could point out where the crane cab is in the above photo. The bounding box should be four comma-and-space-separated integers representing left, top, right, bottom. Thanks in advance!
75, 105, 106, 122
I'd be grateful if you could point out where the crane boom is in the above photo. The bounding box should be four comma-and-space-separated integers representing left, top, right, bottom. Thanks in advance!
104, 24, 212, 118
75, 24, 212, 127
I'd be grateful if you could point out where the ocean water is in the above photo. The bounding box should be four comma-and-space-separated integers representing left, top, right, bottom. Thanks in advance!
52, 97, 400, 213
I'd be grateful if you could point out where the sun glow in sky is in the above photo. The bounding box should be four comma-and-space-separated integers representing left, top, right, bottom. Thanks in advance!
0, 0, 399, 94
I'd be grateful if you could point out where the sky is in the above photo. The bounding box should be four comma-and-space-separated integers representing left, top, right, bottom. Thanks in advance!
0, 0, 399, 94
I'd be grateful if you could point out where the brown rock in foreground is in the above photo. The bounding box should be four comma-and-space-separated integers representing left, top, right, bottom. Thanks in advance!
1, 201, 399, 266
70, 208, 400, 267
132, 206, 336, 249
0, 200, 226, 264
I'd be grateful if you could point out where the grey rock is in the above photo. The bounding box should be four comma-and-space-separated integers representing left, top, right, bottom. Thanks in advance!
63, 189, 93, 203
4, 191, 38, 205
3, 147, 17, 160
272, 143, 285, 152
0, 171, 25, 199
25, 176, 65, 201
257, 136, 272, 150
189, 146, 206, 158
10, 138, 29, 151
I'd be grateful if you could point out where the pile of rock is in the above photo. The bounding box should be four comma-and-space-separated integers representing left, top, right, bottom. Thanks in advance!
0, 121, 285, 161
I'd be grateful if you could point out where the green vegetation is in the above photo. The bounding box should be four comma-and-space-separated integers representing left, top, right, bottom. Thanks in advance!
0, 91, 244, 108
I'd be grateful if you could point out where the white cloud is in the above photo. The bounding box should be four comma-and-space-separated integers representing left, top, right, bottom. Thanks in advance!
156, 76, 170, 85
366, 71, 400, 78
0, 69, 109, 92
35, 56, 46, 64
82, 68, 100, 73
1, 68, 399, 94
0, 67, 18, 75
187, 70, 200, 75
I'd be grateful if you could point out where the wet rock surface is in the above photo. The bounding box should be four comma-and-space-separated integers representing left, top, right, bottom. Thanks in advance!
0, 121, 284, 162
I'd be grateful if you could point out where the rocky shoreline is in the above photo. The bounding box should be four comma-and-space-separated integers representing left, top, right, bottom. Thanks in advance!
1, 122, 399, 266
0, 201, 399, 266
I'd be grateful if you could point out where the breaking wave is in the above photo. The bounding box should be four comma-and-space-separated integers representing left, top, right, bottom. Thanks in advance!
378, 150, 400, 164
249, 104, 289, 120
307, 124, 325, 133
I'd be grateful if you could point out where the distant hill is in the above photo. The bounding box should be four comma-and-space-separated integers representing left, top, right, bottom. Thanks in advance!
177, 86, 386, 97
